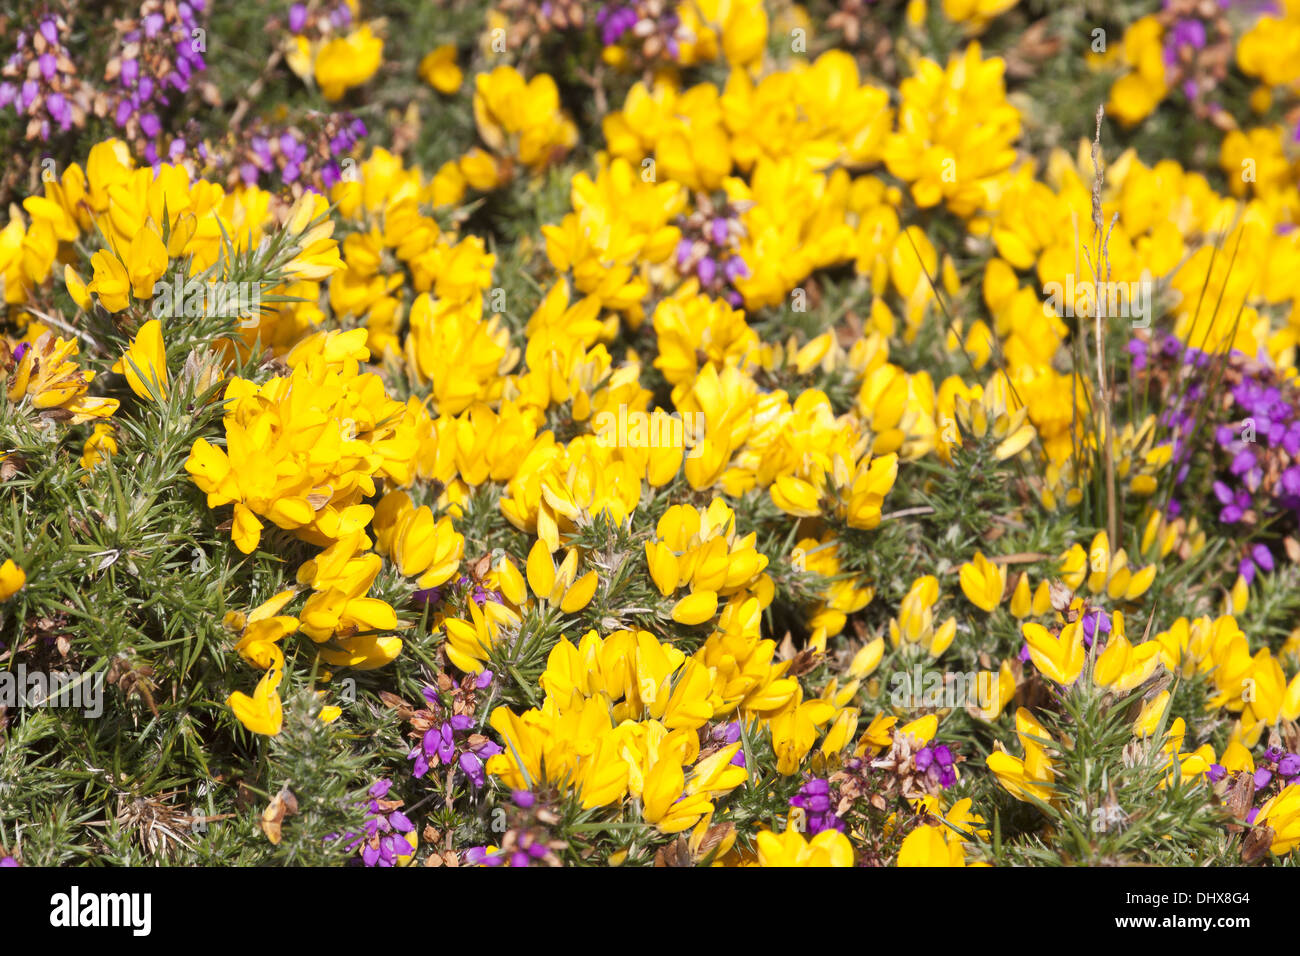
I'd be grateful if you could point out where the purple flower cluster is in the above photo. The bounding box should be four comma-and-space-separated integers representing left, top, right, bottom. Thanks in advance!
0, 14, 87, 141
463, 831, 550, 867
1133, 331, 1300, 582
914, 743, 957, 788
1210, 747, 1300, 824
1248, 746, 1300, 788
675, 203, 751, 307
1163, 18, 1206, 101
463, 790, 556, 867
790, 777, 844, 835
287, 1, 354, 38
108, 0, 208, 165
595, 2, 682, 58
407, 678, 501, 787
596, 4, 640, 45
1153, 1, 1233, 120
236, 113, 366, 192
344, 779, 416, 867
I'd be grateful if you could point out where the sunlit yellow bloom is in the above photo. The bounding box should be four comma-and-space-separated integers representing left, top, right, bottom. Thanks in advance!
756, 826, 854, 867
0, 559, 26, 601
959, 551, 1006, 612
114, 319, 169, 401
419, 44, 462, 94
227, 667, 284, 736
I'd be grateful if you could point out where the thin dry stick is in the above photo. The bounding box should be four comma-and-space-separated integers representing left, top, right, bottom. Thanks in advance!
1083, 105, 1119, 548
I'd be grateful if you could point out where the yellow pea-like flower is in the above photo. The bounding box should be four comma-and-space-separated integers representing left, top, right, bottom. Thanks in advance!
1022, 620, 1086, 686
671, 589, 718, 625
0, 558, 26, 601
227, 668, 284, 736
645, 540, 680, 597
959, 551, 1006, 613
117, 318, 168, 401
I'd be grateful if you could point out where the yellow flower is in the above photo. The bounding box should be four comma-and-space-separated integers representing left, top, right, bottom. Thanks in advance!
1093, 625, 1163, 693
227, 668, 284, 736
959, 551, 1006, 612
1255, 784, 1300, 856
524, 539, 598, 613
671, 589, 718, 626
80, 423, 118, 471
986, 707, 1056, 804
114, 319, 169, 401
3, 332, 120, 423
1133, 690, 1171, 737
315, 25, 384, 101
473, 66, 577, 171
391, 505, 464, 588
124, 226, 168, 300
897, 823, 966, 866
419, 44, 462, 94
86, 249, 131, 312
756, 826, 854, 867
1022, 620, 1086, 687
0, 558, 26, 601
225, 590, 299, 671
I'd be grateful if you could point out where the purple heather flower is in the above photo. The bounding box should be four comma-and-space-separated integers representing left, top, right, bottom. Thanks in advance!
915, 743, 957, 788
675, 237, 693, 269
790, 777, 844, 835
1254, 767, 1273, 789
46, 93, 70, 129
409, 711, 500, 786
723, 256, 750, 282
344, 778, 416, 866
289, 3, 308, 33
710, 217, 729, 246
1081, 608, 1111, 646
697, 256, 717, 286
1252, 543, 1274, 574
1278, 754, 1300, 778
1207, 763, 1227, 783
0, 856, 16, 867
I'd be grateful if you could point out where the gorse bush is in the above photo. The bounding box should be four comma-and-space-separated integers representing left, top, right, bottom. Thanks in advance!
1, 0, 1300, 868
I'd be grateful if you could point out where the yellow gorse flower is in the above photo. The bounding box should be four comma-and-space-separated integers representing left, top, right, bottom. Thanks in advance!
958, 551, 1006, 613
986, 707, 1056, 805
227, 666, 284, 737
0, 558, 26, 601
